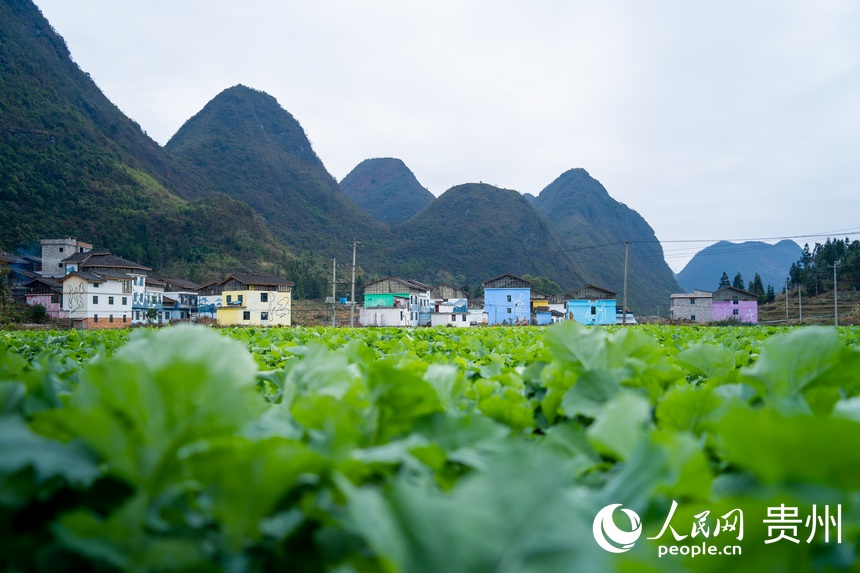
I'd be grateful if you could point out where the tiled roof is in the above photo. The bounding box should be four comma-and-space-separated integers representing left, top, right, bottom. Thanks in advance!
80, 253, 151, 271
158, 277, 202, 290
220, 274, 295, 287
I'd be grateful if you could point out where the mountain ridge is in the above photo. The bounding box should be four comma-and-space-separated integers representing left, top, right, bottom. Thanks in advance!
676, 239, 801, 292
339, 158, 435, 224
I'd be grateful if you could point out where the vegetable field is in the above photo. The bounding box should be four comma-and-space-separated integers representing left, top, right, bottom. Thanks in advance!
1, 323, 859, 572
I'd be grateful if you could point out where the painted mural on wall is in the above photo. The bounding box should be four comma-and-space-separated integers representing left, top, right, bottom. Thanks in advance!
198, 295, 222, 318
66, 283, 85, 313
567, 299, 617, 326
270, 296, 290, 319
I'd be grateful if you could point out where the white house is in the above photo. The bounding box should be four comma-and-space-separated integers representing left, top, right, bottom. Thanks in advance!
58, 271, 133, 329
362, 277, 432, 327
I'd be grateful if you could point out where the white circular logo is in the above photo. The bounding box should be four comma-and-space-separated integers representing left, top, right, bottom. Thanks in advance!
593, 504, 643, 553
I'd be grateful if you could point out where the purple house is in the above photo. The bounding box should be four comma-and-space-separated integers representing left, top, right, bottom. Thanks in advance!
711, 286, 758, 323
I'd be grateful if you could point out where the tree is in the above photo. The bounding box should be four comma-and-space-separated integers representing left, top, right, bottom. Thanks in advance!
766, 285, 775, 303
732, 272, 744, 290
27, 303, 47, 323
747, 273, 765, 302
719, 272, 730, 288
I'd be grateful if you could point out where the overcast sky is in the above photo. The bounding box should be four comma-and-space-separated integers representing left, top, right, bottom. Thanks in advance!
33, 0, 860, 272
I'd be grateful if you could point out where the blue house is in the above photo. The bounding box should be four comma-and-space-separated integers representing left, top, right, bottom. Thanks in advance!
482, 274, 531, 325
566, 284, 617, 326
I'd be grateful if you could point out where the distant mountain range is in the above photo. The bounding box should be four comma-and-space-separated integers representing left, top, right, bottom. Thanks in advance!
676, 240, 802, 292
1, 0, 684, 310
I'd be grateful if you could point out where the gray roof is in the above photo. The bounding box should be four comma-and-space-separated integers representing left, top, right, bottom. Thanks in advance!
220, 274, 295, 287
62, 251, 151, 271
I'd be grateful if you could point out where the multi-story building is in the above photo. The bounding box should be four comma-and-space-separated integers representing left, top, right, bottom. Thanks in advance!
159, 278, 202, 321
361, 277, 432, 327
482, 274, 531, 325
565, 284, 617, 326
216, 274, 293, 326
669, 290, 713, 323
58, 270, 133, 329
40, 238, 91, 278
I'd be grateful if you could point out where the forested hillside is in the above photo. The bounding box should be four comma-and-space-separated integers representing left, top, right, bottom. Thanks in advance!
533, 169, 682, 314
0, 0, 284, 281
339, 158, 435, 224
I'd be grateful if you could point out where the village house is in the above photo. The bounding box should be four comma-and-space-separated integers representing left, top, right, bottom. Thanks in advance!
565, 284, 617, 326
669, 290, 713, 323
23, 276, 65, 319
429, 284, 470, 327
712, 286, 758, 323
669, 286, 758, 324
58, 269, 133, 329
53, 251, 150, 329
360, 277, 432, 327
482, 274, 531, 325
216, 274, 294, 326
159, 278, 202, 322
40, 238, 91, 278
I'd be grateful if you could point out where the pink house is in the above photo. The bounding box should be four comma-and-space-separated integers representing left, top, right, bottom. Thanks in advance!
711, 286, 758, 323
24, 277, 67, 319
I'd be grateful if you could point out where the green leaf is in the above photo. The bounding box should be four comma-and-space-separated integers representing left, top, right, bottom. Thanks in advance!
560, 369, 621, 419
0, 416, 98, 498
186, 436, 325, 549
741, 326, 860, 404
655, 384, 721, 434
675, 343, 737, 381
49, 325, 262, 493
339, 446, 606, 573
586, 392, 651, 460
715, 406, 860, 489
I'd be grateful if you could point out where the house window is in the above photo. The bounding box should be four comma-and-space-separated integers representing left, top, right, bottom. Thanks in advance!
109, 315, 114, 323
690, 298, 695, 304
93, 283, 99, 288
243, 311, 251, 321
51, 294, 59, 304
506, 295, 512, 303
238, 295, 243, 304
122, 280, 131, 293
591, 306, 596, 315
122, 297, 127, 305
226, 295, 232, 303
507, 308, 512, 314
93, 295, 98, 304
123, 315, 127, 323
94, 315, 98, 323
691, 314, 696, 321
732, 298, 739, 304
261, 293, 268, 303
261, 311, 269, 321
109, 296, 114, 305
733, 309, 739, 316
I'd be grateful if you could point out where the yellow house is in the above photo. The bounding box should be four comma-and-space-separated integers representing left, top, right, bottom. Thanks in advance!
215, 274, 294, 326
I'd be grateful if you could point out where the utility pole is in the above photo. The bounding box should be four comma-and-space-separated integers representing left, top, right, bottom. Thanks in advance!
798, 284, 802, 323
350, 239, 357, 328
834, 261, 839, 327
622, 241, 629, 325
331, 258, 336, 328
785, 279, 789, 321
